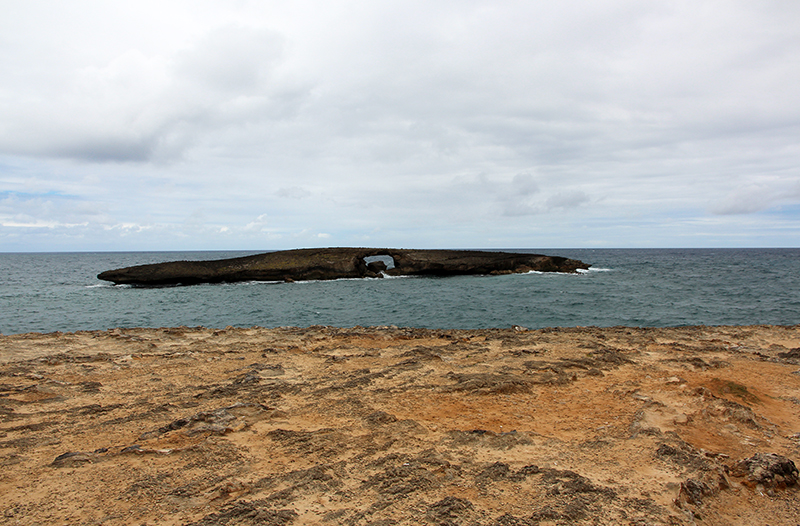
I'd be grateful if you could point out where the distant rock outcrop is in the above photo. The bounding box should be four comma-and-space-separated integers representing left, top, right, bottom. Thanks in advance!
97, 247, 590, 286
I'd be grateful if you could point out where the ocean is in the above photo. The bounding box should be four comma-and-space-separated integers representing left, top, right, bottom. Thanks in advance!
1, 248, 799, 335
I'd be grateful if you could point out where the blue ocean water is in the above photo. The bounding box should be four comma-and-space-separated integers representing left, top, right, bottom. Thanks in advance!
1, 249, 799, 335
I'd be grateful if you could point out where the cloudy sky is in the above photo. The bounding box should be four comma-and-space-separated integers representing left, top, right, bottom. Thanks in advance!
1, 1, 799, 251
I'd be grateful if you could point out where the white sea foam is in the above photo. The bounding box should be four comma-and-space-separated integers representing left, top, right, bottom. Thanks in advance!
524, 270, 592, 276
282, 274, 416, 284
379, 272, 413, 279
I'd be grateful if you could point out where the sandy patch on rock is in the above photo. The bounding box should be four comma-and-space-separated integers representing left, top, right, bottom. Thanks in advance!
1, 324, 799, 525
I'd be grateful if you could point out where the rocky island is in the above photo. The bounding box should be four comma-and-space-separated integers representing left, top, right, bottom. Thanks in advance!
97, 248, 590, 286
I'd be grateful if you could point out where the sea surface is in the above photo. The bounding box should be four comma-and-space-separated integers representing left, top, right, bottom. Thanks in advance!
1, 249, 799, 335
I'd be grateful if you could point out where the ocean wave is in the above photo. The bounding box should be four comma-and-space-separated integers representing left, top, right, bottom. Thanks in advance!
234, 275, 415, 285
524, 269, 596, 276
86, 283, 132, 288
577, 267, 613, 274
291, 274, 416, 283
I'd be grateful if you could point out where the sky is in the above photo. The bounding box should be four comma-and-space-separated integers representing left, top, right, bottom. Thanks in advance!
1, 1, 799, 251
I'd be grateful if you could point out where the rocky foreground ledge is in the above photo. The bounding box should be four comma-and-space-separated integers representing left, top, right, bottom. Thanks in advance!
97, 247, 590, 285
1, 324, 799, 525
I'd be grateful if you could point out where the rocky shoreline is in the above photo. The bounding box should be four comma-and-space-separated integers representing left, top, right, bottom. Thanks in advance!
1, 324, 799, 525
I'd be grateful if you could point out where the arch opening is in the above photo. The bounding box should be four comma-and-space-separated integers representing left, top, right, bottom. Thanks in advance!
363, 254, 396, 272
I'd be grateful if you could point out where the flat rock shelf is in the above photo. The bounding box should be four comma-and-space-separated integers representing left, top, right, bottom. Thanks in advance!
1, 324, 799, 525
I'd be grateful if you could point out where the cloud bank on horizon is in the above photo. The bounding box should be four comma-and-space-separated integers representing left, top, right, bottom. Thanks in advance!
1, 1, 799, 251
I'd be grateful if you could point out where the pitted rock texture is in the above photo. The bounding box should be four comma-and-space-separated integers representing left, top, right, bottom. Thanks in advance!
1, 324, 799, 525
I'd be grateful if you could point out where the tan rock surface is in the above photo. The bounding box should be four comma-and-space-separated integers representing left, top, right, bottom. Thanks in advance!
1, 324, 799, 525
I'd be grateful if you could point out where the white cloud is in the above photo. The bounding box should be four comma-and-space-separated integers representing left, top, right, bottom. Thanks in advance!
1, 220, 84, 229
711, 179, 800, 215
1, 1, 799, 250
547, 191, 590, 210
173, 25, 284, 93
276, 187, 312, 199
